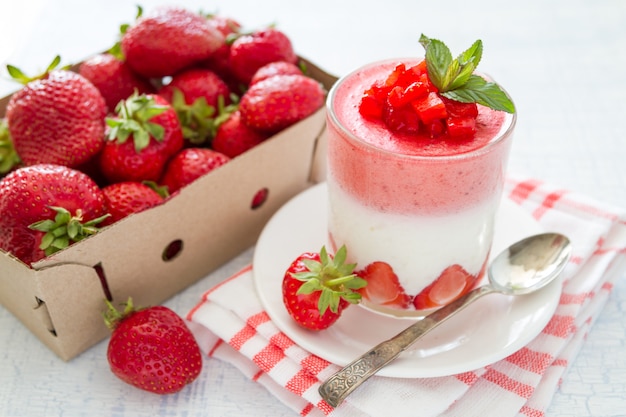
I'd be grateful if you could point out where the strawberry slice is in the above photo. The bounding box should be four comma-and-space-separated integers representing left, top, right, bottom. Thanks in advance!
356, 262, 412, 309
413, 264, 479, 310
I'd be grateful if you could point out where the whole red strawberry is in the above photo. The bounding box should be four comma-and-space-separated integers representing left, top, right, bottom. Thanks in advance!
6, 61, 106, 168
229, 28, 298, 84
212, 111, 270, 158
0, 164, 108, 265
207, 14, 242, 38
121, 7, 225, 78
282, 245, 365, 331
239, 74, 325, 133
100, 93, 183, 183
102, 181, 164, 225
100, 142, 168, 185
160, 68, 231, 109
104, 297, 202, 394
79, 52, 154, 112
202, 15, 243, 90
249, 61, 302, 85
159, 68, 234, 145
161, 148, 230, 194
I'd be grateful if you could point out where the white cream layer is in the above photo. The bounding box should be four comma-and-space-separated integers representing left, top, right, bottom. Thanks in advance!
327, 178, 499, 296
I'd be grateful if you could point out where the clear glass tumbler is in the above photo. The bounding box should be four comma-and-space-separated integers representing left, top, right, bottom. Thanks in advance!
326, 59, 516, 317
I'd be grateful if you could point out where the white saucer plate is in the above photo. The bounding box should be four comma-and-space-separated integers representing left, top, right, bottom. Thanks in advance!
252, 183, 561, 378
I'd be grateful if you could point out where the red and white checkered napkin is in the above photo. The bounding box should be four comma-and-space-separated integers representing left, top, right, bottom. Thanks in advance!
187, 175, 626, 417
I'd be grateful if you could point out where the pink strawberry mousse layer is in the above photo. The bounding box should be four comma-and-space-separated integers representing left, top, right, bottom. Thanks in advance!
327, 59, 514, 216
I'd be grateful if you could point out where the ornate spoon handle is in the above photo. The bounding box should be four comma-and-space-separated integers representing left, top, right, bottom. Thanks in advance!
318, 285, 494, 407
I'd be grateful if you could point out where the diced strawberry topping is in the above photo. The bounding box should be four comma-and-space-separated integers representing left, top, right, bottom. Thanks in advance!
403, 81, 430, 102
387, 86, 407, 108
387, 82, 429, 108
426, 119, 446, 138
447, 117, 477, 138
359, 94, 384, 119
442, 97, 478, 118
358, 60, 479, 139
384, 64, 406, 87
383, 103, 421, 134
411, 92, 447, 124
395, 61, 429, 88
356, 261, 412, 309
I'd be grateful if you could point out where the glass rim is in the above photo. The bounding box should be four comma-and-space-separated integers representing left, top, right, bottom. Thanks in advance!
326, 58, 517, 162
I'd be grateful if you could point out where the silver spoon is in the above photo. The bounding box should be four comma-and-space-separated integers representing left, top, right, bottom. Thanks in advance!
319, 232, 571, 407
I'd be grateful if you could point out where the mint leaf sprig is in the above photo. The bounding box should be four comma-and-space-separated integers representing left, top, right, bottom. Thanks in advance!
419, 34, 515, 113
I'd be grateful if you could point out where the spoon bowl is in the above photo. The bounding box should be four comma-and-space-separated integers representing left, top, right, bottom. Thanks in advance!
489, 232, 571, 295
319, 232, 572, 408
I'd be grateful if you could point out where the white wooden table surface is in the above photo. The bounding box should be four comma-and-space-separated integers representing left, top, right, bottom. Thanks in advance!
1, 0, 625, 416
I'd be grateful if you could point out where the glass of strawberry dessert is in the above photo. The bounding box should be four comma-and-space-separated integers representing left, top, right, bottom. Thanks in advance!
326, 35, 516, 317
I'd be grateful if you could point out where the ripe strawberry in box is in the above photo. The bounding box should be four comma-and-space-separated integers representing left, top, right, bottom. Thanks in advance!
159, 68, 232, 110
101, 181, 165, 226
203, 14, 243, 87
158, 68, 234, 145
5, 57, 106, 168
0, 164, 108, 266
249, 61, 303, 85
100, 93, 183, 183
229, 27, 298, 85
79, 52, 154, 112
121, 6, 225, 78
212, 111, 270, 158
161, 148, 230, 194
239, 73, 325, 134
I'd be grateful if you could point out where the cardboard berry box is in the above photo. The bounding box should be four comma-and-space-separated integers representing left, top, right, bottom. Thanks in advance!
0, 57, 336, 361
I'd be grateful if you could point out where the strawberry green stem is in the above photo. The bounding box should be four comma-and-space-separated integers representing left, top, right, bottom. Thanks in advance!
325, 274, 358, 287
0, 120, 21, 174
103, 297, 136, 329
29, 206, 110, 256
6, 55, 66, 85
105, 92, 168, 152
